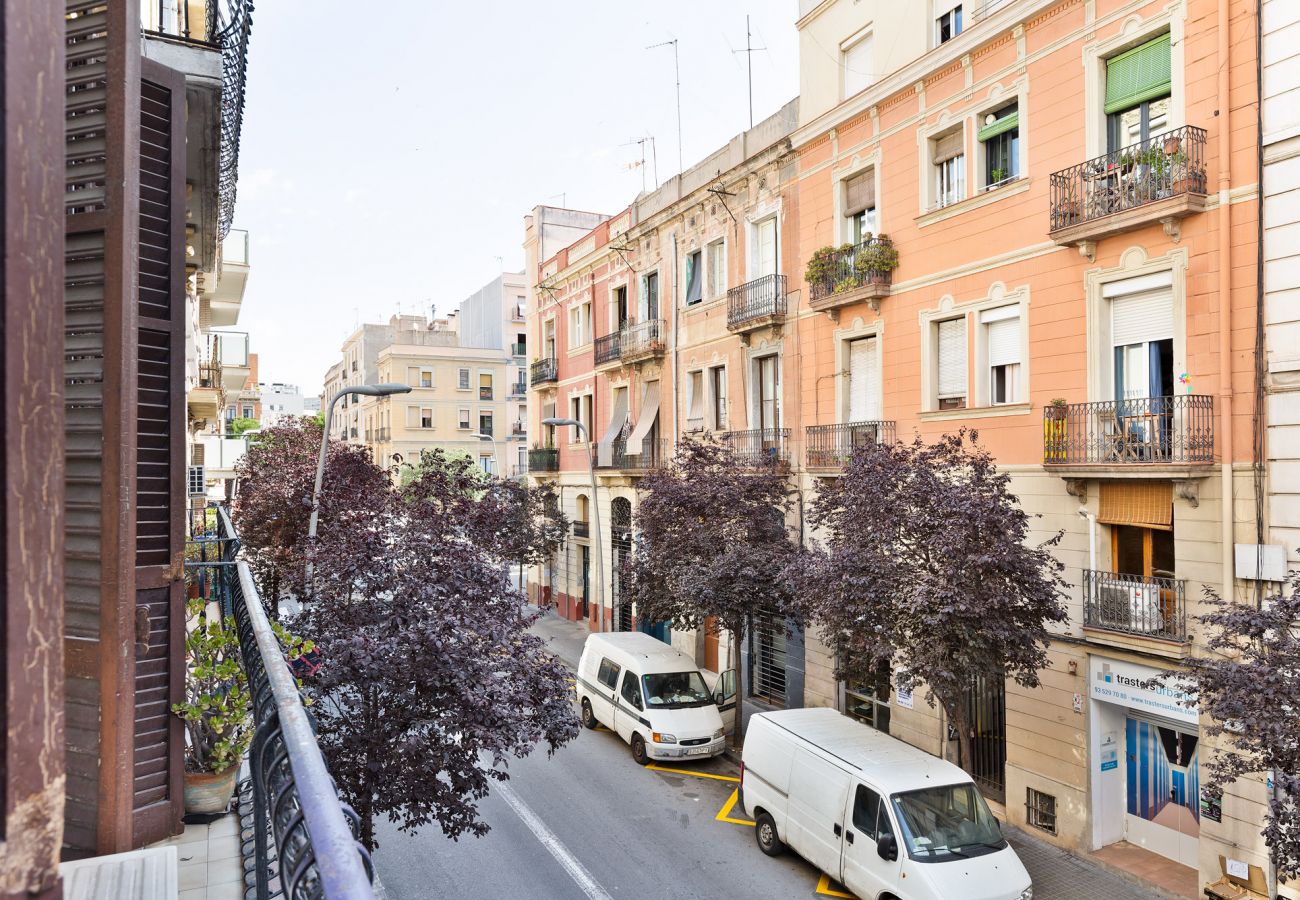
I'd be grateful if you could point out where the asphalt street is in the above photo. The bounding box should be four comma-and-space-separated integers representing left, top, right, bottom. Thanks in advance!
370, 608, 1162, 900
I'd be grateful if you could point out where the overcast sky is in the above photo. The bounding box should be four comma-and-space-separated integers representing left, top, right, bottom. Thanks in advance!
232, 1, 800, 394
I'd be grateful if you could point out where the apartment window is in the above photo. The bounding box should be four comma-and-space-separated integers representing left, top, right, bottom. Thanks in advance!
847, 336, 881, 421
844, 169, 877, 243
706, 239, 726, 299
479, 372, 493, 400
936, 1, 963, 44
544, 319, 557, 358
936, 317, 967, 410
570, 396, 582, 442
514, 297, 527, 319
756, 355, 780, 431
458, 368, 470, 390
685, 250, 703, 306
479, 412, 494, 437
753, 216, 778, 278
841, 30, 874, 99
613, 285, 629, 330
1112, 289, 1174, 402
421, 408, 434, 429
846, 660, 891, 733
1105, 33, 1171, 152
932, 130, 965, 208
241, 405, 253, 419
479, 454, 494, 475
709, 365, 728, 431
187, 465, 205, 496
458, 408, 471, 430
979, 103, 1019, 189
420, 369, 433, 388
569, 301, 590, 346
983, 306, 1022, 405
1026, 788, 1058, 835
748, 610, 787, 706
686, 370, 704, 429
640, 271, 659, 320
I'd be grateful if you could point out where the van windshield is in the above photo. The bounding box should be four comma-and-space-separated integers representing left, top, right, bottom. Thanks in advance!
642, 672, 713, 709
890, 783, 1006, 862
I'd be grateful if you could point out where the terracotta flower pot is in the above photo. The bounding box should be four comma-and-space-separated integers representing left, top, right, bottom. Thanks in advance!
183, 766, 238, 815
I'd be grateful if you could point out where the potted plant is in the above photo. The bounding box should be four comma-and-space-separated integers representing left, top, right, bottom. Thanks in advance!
1163, 134, 1182, 155
1046, 398, 1068, 420
852, 236, 899, 285
173, 597, 252, 814
1044, 398, 1068, 462
988, 168, 1008, 189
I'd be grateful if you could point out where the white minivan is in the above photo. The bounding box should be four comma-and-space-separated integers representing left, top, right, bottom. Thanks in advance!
742, 708, 1033, 900
576, 632, 733, 765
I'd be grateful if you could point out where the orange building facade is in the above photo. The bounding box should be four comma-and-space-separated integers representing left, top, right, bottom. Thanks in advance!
527, 0, 1276, 891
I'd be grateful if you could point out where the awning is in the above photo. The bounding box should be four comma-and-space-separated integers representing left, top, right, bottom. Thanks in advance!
597, 389, 628, 467
1098, 480, 1173, 531
625, 382, 660, 456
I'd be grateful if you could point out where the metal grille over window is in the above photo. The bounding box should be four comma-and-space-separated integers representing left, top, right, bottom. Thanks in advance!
749, 611, 788, 706
1026, 787, 1058, 835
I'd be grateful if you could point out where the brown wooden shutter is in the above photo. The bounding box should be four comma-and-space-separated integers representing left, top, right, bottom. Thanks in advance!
845, 169, 875, 215
131, 60, 186, 846
934, 129, 964, 163
1098, 481, 1173, 531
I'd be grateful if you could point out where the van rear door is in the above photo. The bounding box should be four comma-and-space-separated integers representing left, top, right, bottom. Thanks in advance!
785, 748, 852, 879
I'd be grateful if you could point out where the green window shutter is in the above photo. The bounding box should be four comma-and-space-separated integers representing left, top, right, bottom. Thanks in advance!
978, 110, 1019, 142
1105, 33, 1171, 115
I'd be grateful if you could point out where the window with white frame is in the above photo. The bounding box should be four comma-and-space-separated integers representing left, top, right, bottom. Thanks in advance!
458, 408, 470, 430
982, 306, 1022, 405
935, 317, 967, 410
570, 396, 582, 442
844, 169, 878, 243
756, 354, 781, 431
569, 301, 591, 347
639, 271, 659, 320
709, 365, 728, 431
686, 370, 704, 429
420, 407, 434, 429
479, 454, 494, 475
685, 250, 703, 306
979, 102, 1020, 189
457, 368, 470, 390
847, 336, 881, 422
753, 216, 778, 278
935, 0, 962, 45
479, 411, 493, 437
706, 239, 726, 299
1111, 287, 1174, 402
932, 130, 965, 208
842, 30, 874, 99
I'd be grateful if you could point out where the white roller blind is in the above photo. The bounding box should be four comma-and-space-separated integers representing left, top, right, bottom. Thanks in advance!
848, 337, 880, 422
937, 318, 967, 398
756, 218, 777, 277
843, 33, 874, 98
935, 0, 962, 15
1112, 291, 1174, 345
987, 317, 1020, 367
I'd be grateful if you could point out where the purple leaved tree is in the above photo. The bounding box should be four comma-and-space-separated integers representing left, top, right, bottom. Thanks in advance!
237, 437, 578, 850
800, 430, 1068, 774
1171, 582, 1300, 880
621, 438, 801, 747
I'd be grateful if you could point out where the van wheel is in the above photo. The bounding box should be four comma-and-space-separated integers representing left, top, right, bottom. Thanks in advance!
754, 811, 784, 857
631, 734, 649, 766
580, 698, 597, 730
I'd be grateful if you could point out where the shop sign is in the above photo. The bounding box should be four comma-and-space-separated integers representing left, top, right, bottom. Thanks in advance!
1089, 656, 1197, 725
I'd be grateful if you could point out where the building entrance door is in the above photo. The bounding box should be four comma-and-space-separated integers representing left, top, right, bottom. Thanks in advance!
1124, 715, 1200, 868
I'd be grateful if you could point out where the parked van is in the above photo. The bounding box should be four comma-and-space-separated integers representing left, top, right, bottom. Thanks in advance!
576, 632, 731, 765
742, 708, 1032, 900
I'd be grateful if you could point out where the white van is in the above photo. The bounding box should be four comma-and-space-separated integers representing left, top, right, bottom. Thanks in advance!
576, 632, 731, 765
742, 708, 1032, 900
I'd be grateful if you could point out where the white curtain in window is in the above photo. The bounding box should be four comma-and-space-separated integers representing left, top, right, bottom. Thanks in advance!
937, 318, 967, 399
848, 337, 880, 422
687, 372, 704, 420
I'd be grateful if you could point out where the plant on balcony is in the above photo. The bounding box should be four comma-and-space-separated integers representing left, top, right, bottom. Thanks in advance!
804, 243, 853, 287
1148, 579, 1300, 879
793, 430, 1068, 775
237, 439, 578, 849
621, 437, 802, 748
853, 235, 897, 282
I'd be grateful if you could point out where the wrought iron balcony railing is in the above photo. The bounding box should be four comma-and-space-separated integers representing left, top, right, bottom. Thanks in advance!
529, 446, 560, 472
511, 463, 529, 478
599, 438, 669, 472
377, 427, 390, 442
620, 319, 665, 359
727, 274, 787, 330
807, 238, 896, 305
510, 381, 528, 398
1083, 568, 1187, 642
805, 420, 897, 469
1042, 395, 1214, 466
721, 428, 790, 469
197, 510, 376, 898
530, 357, 557, 386
573, 521, 590, 538
594, 332, 622, 366
1049, 126, 1207, 233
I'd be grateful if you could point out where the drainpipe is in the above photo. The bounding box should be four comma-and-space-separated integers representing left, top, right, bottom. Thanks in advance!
1216, 0, 1234, 634
671, 232, 681, 451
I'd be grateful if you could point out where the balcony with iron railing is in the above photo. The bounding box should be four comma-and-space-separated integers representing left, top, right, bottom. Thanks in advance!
510, 342, 527, 357
620, 319, 665, 363
805, 421, 897, 470
529, 446, 560, 473
727, 274, 787, 333
377, 427, 390, 442
1082, 568, 1187, 644
598, 439, 669, 473
1049, 126, 1208, 247
510, 380, 528, 398
594, 332, 622, 367
530, 357, 558, 387
573, 521, 590, 539
1042, 395, 1214, 473
511, 462, 530, 478
184, 510, 376, 898
721, 428, 791, 469
806, 237, 897, 317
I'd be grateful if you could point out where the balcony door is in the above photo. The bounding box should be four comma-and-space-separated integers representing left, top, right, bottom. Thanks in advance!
1105, 33, 1171, 152
757, 355, 781, 433
848, 337, 880, 423
755, 217, 777, 278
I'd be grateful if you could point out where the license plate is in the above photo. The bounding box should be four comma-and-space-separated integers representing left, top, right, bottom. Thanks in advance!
688, 746, 712, 756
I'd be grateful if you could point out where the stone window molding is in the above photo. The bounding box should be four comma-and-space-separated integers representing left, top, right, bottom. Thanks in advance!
917, 282, 1032, 414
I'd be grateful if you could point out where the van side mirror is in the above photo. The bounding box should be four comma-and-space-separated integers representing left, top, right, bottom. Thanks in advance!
876, 833, 898, 862
714, 690, 725, 706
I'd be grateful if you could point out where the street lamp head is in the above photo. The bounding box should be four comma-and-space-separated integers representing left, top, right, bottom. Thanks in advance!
542, 417, 580, 428
470, 433, 494, 442
344, 382, 412, 398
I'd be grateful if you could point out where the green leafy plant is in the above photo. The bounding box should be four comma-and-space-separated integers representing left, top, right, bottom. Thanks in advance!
804, 243, 854, 286
229, 416, 260, 437
990, 167, 1008, 184
853, 237, 898, 280
173, 597, 252, 774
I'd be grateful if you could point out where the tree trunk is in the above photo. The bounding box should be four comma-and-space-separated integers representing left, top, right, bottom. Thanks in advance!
729, 617, 744, 751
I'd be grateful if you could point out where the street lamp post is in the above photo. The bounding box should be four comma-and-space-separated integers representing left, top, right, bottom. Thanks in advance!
542, 416, 603, 632
307, 382, 412, 589
470, 432, 501, 477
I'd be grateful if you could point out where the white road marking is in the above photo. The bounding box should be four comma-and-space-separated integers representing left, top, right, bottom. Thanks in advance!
495, 779, 612, 900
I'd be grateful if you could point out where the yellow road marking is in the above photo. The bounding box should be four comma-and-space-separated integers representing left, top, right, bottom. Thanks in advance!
714, 788, 755, 826
815, 874, 856, 898
645, 763, 740, 783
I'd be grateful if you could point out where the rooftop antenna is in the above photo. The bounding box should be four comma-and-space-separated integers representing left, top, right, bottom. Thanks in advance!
621, 136, 655, 192
544, 192, 567, 207
733, 16, 767, 129
646, 38, 683, 176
